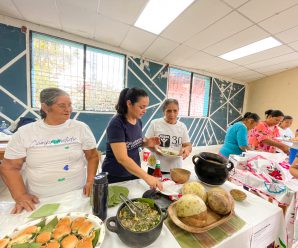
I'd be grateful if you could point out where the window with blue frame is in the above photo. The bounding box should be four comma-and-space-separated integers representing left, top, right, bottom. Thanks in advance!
31, 32, 125, 112
167, 67, 210, 117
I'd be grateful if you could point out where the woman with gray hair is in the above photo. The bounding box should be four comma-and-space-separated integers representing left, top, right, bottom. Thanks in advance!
145, 99, 192, 174
0, 87, 99, 213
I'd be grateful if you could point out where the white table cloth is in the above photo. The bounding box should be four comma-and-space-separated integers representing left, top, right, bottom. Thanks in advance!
0, 172, 286, 248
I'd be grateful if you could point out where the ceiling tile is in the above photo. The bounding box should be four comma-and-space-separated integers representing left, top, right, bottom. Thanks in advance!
162, 44, 198, 65
214, 65, 249, 75
232, 69, 265, 80
288, 40, 298, 50
204, 25, 268, 56
276, 25, 298, 44
179, 51, 218, 69
98, 0, 147, 25
120, 27, 157, 55
161, 0, 232, 43
12, 0, 61, 29
246, 52, 298, 70
222, 0, 249, 8
236, 75, 264, 82
57, 0, 97, 38
57, 0, 99, 13
258, 4, 298, 34
203, 58, 239, 71
94, 14, 130, 47
0, 0, 22, 19
233, 45, 293, 65
238, 0, 298, 22
254, 60, 298, 74
143, 37, 179, 61
185, 11, 253, 50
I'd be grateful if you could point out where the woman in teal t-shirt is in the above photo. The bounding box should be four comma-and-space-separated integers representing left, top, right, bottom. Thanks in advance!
219, 112, 260, 158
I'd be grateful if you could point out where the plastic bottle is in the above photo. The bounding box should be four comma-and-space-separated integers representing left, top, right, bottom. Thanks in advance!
152, 160, 162, 181
92, 172, 108, 220
0, 121, 7, 132
0, 121, 8, 133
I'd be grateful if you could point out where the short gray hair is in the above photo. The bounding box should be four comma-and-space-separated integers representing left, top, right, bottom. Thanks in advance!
162, 98, 179, 112
40, 87, 69, 119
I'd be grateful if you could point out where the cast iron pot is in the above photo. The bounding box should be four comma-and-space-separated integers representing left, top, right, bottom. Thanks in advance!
106, 198, 168, 248
192, 152, 234, 186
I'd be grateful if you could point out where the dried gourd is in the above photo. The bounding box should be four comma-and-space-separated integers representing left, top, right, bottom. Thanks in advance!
207, 187, 233, 215
181, 182, 207, 202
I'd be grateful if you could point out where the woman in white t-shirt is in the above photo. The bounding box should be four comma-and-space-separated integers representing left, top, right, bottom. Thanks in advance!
277, 115, 294, 150
145, 99, 192, 174
0, 88, 99, 213
278, 115, 294, 140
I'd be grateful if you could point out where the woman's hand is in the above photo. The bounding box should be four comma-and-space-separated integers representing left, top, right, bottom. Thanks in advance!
144, 174, 163, 191
280, 144, 290, 155
11, 193, 39, 214
83, 181, 93, 196
180, 147, 191, 159
144, 137, 160, 148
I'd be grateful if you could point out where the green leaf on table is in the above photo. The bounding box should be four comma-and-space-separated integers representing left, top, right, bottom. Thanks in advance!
12, 243, 41, 248
29, 204, 60, 219
92, 229, 100, 247
36, 219, 46, 228
108, 185, 129, 207
138, 198, 155, 208
108, 186, 115, 207
40, 216, 58, 232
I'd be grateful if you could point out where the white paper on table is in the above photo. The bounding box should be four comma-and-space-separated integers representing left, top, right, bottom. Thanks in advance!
250, 214, 283, 248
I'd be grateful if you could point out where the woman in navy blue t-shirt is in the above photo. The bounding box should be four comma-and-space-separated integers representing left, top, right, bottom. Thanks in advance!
102, 87, 163, 190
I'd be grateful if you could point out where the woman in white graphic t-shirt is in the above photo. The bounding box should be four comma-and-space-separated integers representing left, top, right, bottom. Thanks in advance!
145, 99, 192, 174
0, 88, 99, 214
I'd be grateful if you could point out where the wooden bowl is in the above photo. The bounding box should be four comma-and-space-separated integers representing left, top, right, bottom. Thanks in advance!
170, 168, 191, 184
167, 201, 234, 233
230, 189, 247, 201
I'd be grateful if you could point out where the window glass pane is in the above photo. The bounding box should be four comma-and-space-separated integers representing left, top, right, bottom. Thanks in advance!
167, 68, 191, 116
31, 33, 84, 110
85, 47, 125, 111
190, 74, 211, 117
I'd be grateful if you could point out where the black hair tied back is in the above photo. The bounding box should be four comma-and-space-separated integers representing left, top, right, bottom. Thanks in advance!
243, 112, 260, 122
265, 109, 284, 118
115, 87, 148, 116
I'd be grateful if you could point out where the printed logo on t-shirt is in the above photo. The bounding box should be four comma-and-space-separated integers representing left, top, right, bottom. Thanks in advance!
31, 136, 78, 147
159, 134, 182, 148
126, 137, 143, 150
159, 134, 170, 147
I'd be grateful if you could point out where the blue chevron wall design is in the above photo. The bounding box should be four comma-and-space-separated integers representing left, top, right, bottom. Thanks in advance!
0, 23, 245, 151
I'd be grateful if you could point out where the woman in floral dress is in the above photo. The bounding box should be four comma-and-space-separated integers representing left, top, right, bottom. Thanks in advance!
249, 109, 289, 154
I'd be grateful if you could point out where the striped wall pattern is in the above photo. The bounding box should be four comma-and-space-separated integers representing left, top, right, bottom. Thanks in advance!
0, 23, 245, 151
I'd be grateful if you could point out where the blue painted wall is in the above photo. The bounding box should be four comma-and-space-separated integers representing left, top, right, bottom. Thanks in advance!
0, 23, 245, 151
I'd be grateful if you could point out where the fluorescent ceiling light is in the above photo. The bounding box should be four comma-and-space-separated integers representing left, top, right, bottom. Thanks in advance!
134, 0, 194, 34
219, 37, 282, 61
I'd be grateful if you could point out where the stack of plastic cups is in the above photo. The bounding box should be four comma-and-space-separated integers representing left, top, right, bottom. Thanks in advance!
289, 147, 298, 164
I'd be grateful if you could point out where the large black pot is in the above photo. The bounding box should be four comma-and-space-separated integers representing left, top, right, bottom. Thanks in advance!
106, 198, 168, 248
192, 152, 234, 186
